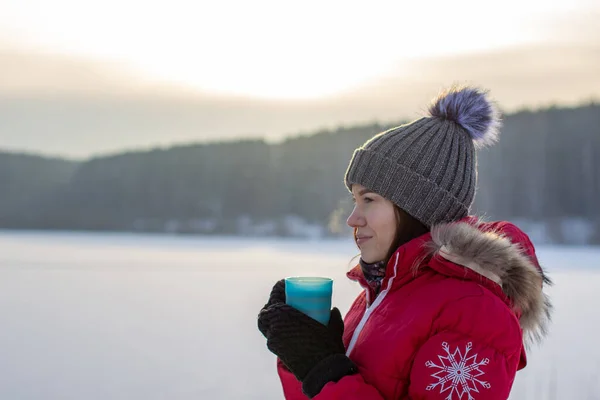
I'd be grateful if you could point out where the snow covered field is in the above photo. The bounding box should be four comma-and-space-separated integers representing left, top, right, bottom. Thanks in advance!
0, 231, 598, 399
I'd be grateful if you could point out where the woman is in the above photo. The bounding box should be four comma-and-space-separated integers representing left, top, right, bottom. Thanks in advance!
257, 85, 552, 399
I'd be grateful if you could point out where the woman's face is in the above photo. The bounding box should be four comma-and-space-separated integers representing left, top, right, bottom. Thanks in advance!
347, 184, 397, 263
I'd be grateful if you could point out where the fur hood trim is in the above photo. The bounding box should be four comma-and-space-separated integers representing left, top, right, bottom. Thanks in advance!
426, 221, 552, 345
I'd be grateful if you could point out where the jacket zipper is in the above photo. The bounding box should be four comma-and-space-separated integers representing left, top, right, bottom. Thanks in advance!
346, 252, 400, 357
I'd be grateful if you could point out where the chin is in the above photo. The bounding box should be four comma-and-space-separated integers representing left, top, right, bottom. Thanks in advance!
360, 244, 386, 264
361, 253, 379, 264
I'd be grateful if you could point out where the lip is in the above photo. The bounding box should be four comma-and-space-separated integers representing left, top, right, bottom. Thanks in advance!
356, 236, 372, 246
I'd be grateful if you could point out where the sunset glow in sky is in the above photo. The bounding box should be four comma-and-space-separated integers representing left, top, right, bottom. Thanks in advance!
0, 0, 598, 158
1, 0, 596, 99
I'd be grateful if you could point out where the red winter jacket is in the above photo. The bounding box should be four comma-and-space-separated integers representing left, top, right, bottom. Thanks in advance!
277, 217, 550, 399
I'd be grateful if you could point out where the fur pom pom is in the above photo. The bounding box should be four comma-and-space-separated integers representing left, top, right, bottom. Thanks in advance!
428, 85, 501, 148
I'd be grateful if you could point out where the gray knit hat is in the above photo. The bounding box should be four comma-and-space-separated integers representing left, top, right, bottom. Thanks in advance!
344, 85, 501, 227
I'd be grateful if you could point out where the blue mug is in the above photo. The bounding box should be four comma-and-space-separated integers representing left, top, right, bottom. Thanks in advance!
285, 277, 333, 325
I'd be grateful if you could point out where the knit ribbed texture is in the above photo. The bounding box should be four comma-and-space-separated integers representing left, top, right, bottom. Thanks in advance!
345, 117, 477, 227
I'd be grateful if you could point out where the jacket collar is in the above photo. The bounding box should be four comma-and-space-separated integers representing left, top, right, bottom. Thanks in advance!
347, 216, 552, 347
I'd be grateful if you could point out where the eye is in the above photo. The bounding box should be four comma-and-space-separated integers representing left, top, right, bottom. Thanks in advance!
364, 196, 374, 203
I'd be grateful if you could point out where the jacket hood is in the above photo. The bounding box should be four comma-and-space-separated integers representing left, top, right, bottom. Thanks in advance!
424, 219, 552, 346
347, 218, 553, 347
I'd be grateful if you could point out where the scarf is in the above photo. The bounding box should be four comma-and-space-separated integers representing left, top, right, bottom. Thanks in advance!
359, 258, 387, 296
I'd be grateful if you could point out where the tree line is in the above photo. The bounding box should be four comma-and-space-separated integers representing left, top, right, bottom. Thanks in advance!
1, 102, 598, 244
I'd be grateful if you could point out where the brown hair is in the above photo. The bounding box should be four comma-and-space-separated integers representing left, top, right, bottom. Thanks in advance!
353, 205, 429, 265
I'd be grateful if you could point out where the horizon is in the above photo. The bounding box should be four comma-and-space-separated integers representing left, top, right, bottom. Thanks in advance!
0, 99, 598, 162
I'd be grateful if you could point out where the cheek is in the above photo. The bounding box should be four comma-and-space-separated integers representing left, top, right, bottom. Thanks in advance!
382, 219, 397, 247
370, 208, 397, 244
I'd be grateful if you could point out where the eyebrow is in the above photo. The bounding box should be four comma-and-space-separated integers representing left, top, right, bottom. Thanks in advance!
358, 188, 375, 196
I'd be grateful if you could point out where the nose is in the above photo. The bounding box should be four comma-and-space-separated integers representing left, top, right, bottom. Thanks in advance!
346, 205, 365, 228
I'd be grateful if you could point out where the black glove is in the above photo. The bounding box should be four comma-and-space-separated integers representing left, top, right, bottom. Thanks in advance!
257, 282, 358, 398
257, 279, 286, 337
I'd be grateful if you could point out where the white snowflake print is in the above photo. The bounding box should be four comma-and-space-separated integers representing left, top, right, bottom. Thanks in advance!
425, 342, 491, 400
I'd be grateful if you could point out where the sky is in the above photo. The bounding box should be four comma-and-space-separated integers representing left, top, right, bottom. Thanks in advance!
0, 0, 599, 159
